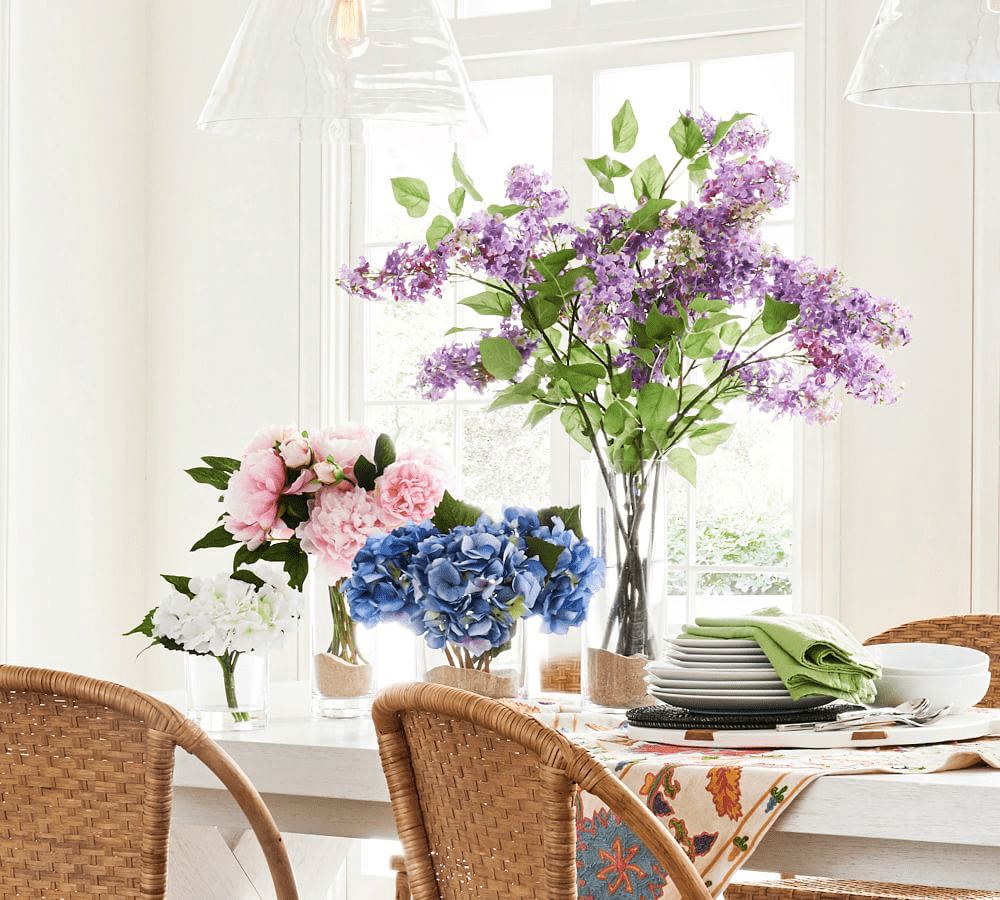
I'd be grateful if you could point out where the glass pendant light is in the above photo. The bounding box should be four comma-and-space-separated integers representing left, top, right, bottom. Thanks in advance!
197, 0, 486, 142
845, 0, 1000, 112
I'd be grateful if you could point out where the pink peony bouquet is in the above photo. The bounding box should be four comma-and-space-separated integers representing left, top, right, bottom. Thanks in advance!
186, 424, 448, 664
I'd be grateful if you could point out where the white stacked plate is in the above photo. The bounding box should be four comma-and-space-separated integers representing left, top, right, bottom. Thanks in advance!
647, 636, 834, 712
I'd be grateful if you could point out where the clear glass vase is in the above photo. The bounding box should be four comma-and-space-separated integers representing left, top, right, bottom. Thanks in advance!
419, 625, 527, 699
580, 459, 669, 708
310, 580, 376, 718
184, 652, 268, 731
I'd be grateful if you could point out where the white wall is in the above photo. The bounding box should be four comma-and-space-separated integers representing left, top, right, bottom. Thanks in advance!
6, 1, 148, 679
825, 1, 978, 638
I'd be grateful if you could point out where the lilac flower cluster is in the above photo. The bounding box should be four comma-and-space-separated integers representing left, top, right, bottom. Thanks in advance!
343, 509, 603, 660
337, 110, 910, 427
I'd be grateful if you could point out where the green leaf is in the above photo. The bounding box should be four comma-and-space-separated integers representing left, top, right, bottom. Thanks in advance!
233, 543, 266, 571
432, 490, 486, 531
611, 99, 639, 152
584, 155, 632, 194
636, 383, 678, 431
556, 362, 604, 393
488, 374, 542, 411
645, 303, 684, 342
353, 454, 377, 491
682, 330, 721, 359
161, 574, 194, 598
191, 524, 236, 552
390, 177, 430, 218
762, 295, 800, 335
689, 297, 730, 314
201, 456, 241, 473
719, 321, 743, 345
480, 336, 524, 381
524, 535, 567, 575
713, 112, 752, 147
373, 433, 396, 473
185, 466, 231, 491
124, 608, 157, 639
627, 198, 676, 232
603, 399, 632, 436
487, 203, 526, 218
560, 406, 593, 451
444, 325, 484, 336
425, 215, 453, 250
459, 290, 512, 318
689, 422, 736, 456
538, 248, 577, 277
452, 152, 483, 202
448, 186, 466, 216
667, 447, 698, 486
538, 505, 584, 541
259, 541, 310, 591
611, 371, 633, 398
688, 153, 711, 187
630, 155, 666, 202
525, 402, 557, 428
669, 114, 706, 159
525, 296, 563, 330
231, 568, 266, 590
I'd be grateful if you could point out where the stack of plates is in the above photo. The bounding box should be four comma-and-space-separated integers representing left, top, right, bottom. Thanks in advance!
647, 636, 833, 712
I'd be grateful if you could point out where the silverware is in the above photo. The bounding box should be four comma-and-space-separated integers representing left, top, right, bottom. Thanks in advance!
775, 698, 953, 732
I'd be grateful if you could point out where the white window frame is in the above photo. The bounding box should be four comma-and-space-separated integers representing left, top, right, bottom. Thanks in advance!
0, 0, 11, 662
317, 1, 837, 634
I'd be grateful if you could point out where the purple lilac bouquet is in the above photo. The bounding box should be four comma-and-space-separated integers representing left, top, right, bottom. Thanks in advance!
338, 104, 911, 660
344, 501, 604, 670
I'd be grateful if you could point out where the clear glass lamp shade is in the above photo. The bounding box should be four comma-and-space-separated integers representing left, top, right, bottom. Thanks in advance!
197, 0, 486, 142
845, 0, 1000, 112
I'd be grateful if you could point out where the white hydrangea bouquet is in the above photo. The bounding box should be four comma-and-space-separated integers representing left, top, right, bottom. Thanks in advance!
128, 562, 302, 723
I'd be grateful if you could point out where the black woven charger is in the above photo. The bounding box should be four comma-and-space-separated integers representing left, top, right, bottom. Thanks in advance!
626, 701, 866, 731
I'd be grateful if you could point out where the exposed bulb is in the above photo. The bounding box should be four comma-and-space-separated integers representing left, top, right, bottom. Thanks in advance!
328, 0, 369, 59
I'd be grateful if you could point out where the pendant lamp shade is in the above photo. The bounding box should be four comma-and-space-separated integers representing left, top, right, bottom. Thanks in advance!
197, 0, 486, 142
845, 0, 1000, 112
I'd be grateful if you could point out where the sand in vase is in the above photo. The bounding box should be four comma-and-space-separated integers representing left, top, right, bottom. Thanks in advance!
425, 665, 519, 699
314, 652, 374, 698
588, 647, 657, 708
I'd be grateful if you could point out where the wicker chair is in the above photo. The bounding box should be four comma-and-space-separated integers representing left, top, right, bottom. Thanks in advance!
372, 681, 714, 900
725, 613, 1000, 900
0, 664, 299, 899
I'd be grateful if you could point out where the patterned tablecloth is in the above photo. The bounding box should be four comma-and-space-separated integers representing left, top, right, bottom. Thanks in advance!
528, 705, 1000, 900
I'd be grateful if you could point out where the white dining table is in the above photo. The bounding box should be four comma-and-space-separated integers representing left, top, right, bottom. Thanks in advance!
167, 686, 1000, 892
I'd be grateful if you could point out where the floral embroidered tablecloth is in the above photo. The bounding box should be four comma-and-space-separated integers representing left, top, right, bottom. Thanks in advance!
529, 706, 1000, 899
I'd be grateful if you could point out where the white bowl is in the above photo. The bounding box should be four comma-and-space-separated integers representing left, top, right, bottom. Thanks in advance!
867, 642, 990, 675
874, 667, 991, 711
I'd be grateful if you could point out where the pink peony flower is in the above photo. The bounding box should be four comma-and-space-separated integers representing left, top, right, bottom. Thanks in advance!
395, 445, 449, 476
279, 435, 312, 469
297, 486, 383, 582
244, 425, 298, 456
223, 450, 293, 550
373, 460, 446, 528
311, 429, 377, 483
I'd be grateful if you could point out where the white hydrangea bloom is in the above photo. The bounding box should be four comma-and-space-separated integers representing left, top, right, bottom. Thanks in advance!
152, 565, 302, 656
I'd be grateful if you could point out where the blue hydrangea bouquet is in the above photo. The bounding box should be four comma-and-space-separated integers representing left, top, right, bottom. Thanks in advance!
343, 493, 603, 696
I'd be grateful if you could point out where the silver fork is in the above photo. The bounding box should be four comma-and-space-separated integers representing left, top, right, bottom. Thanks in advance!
811, 702, 953, 732
775, 698, 935, 732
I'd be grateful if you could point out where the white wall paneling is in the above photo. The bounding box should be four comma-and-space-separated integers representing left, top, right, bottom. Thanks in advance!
0, 0, 10, 660
972, 113, 1000, 614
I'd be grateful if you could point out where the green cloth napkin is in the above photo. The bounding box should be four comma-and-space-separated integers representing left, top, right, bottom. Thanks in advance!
682, 607, 881, 703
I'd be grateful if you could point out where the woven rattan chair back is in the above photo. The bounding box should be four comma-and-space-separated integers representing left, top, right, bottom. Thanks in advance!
0, 665, 298, 900
863, 613, 1000, 707
725, 613, 1000, 900
372, 682, 713, 900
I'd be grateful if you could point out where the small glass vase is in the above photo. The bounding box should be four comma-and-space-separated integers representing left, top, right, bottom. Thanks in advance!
184, 652, 268, 731
580, 459, 669, 709
310, 581, 376, 718
420, 627, 526, 700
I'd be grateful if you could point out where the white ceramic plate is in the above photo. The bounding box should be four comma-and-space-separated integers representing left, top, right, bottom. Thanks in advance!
666, 644, 768, 658
665, 652, 770, 665
649, 679, 787, 693
664, 658, 776, 670
647, 665, 783, 682
668, 637, 761, 650
651, 687, 791, 698
649, 690, 834, 711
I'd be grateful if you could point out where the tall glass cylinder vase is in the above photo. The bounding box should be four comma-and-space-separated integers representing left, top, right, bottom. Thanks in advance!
419, 625, 527, 699
580, 459, 668, 708
310, 580, 376, 718
185, 652, 268, 731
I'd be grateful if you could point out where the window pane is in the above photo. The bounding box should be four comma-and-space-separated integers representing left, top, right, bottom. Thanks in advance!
458, 0, 548, 17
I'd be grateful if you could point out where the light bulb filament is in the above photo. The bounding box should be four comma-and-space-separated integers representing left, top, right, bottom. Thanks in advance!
329, 0, 369, 59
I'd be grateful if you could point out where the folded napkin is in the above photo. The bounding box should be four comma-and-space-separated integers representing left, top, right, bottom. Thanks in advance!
682, 607, 881, 703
